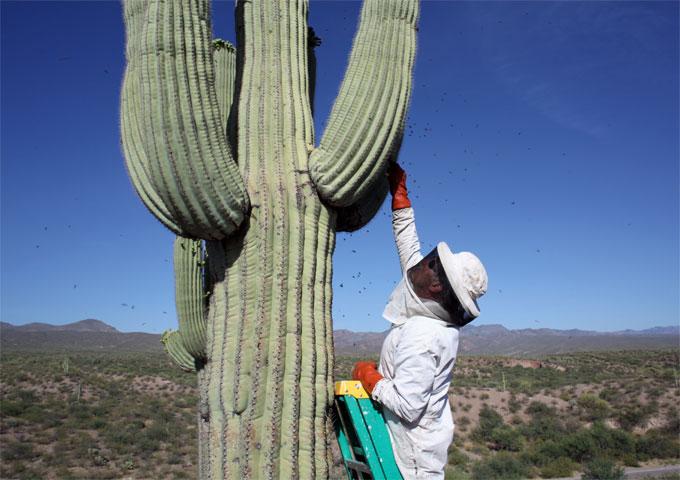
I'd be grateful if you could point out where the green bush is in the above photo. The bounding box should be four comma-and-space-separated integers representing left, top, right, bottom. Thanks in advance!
581, 457, 624, 480
527, 440, 564, 466
508, 394, 521, 414
0, 441, 35, 461
598, 387, 622, 404
577, 394, 611, 421
445, 465, 471, 480
471, 452, 529, 480
589, 422, 635, 459
540, 457, 578, 478
663, 407, 680, 436
558, 429, 599, 462
472, 405, 504, 442
490, 426, 523, 452
448, 446, 469, 467
615, 403, 650, 431
0, 399, 25, 417
525, 400, 552, 416
636, 431, 680, 460
520, 401, 565, 441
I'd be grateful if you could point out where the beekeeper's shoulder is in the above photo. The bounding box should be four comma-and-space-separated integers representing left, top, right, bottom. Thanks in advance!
402, 316, 444, 344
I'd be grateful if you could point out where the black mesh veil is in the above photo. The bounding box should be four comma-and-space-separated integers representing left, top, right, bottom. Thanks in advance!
407, 248, 475, 327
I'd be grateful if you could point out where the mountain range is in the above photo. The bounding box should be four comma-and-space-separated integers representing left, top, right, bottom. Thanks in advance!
1, 319, 677, 356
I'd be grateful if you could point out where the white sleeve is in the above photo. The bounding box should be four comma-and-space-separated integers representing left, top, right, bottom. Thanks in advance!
371, 324, 437, 424
393, 207, 423, 272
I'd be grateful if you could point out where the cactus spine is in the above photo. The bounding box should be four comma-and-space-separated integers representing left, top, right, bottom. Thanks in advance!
120, 1, 418, 478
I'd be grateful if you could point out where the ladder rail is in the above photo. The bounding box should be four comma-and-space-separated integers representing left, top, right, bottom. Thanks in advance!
333, 381, 403, 480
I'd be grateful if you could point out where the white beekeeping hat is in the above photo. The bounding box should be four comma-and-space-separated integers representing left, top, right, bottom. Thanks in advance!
437, 242, 488, 319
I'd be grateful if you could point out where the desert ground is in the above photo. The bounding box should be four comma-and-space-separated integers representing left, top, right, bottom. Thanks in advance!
1, 350, 678, 479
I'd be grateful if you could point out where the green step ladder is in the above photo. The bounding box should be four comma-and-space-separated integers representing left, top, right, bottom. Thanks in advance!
333, 380, 403, 480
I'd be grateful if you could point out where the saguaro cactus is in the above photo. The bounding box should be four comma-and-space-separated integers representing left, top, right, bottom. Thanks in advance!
120, 0, 418, 478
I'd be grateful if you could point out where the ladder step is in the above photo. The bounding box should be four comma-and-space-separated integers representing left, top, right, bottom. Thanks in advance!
352, 446, 365, 456
345, 459, 372, 475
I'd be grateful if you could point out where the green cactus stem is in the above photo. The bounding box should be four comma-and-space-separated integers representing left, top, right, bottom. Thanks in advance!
161, 330, 197, 372
120, 0, 418, 478
174, 237, 208, 360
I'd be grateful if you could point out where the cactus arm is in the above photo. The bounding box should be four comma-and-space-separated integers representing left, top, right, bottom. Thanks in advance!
212, 40, 237, 142
161, 330, 197, 372
335, 177, 389, 232
120, 2, 181, 234
174, 236, 208, 361
121, 0, 249, 241
308, 0, 418, 207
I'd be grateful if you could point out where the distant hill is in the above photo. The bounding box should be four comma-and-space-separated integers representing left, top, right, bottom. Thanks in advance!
0, 319, 161, 353
332, 323, 679, 356
1, 320, 677, 356
0, 319, 118, 333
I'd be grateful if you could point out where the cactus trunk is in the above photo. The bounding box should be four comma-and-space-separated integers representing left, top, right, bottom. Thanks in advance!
121, 0, 417, 477
196, 4, 335, 475
202, 200, 335, 478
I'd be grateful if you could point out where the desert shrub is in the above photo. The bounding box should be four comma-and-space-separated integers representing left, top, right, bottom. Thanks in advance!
581, 457, 624, 480
445, 465, 471, 480
598, 386, 623, 404
471, 452, 529, 480
662, 407, 680, 436
588, 422, 635, 459
615, 403, 651, 431
508, 394, 521, 414
20, 404, 51, 425
646, 386, 663, 398
103, 420, 145, 455
16, 389, 37, 403
137, 432, 161, 454
521, 415, 565, 442
577, 394, 611, 421
525, 400, 552, 416
0, 399, 25, 417
489, 425, 523, 452
0, 441, 35, 462
540, 457, 578, 478
527, 440, 563, 466
557, 429, 599, 462
472, 405, 504, 442
521, 401, 565, 441
448, 446, 469, 466
636, 431, 680, 460
621, 453, 639, 467
167, 451, 183, 465
480, 393, 489, 400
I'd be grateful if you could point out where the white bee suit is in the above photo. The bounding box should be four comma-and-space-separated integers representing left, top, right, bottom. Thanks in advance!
371, 208, 459, 479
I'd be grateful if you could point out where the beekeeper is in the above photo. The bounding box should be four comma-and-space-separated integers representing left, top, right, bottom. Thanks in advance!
352, 162, 488, 479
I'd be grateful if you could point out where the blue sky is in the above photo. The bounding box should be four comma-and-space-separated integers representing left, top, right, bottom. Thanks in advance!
1, 1, 678, 334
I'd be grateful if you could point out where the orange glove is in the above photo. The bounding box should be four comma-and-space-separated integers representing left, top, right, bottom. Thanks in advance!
388, 163, 412, 210
352, 361, 384, 395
